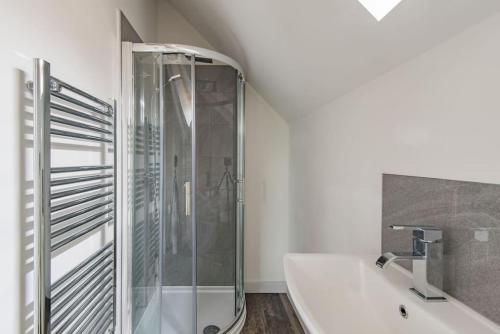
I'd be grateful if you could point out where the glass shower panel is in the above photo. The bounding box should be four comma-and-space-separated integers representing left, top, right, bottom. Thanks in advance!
235, 75, 245, 316
161, 54, 195, 334
131, 52, 162, 334
127, 44, 245, 334
195, 63, 239, 332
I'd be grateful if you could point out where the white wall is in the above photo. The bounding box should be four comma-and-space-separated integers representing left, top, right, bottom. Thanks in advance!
156, 1, 291, 292
290, 13, 500, 254
244, 85, 290, 292
157, 1, 212, 49
0, 1, 157, 332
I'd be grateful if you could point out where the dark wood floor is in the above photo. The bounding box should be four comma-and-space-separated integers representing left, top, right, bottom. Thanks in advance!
242, 294, 305, 334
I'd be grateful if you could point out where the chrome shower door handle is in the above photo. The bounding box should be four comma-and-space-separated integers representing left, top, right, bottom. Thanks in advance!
184, 181, 191, 216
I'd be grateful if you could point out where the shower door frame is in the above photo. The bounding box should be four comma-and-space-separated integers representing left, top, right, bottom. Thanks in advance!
120, 42, 246, 334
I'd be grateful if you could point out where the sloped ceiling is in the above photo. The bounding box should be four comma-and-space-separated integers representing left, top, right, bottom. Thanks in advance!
166, 0, 500, 119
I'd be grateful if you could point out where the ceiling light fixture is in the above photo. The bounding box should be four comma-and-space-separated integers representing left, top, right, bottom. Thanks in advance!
357, 0, 403, 21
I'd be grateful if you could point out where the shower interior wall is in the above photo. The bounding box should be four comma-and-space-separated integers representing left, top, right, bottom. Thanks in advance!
162, 62, 238, 288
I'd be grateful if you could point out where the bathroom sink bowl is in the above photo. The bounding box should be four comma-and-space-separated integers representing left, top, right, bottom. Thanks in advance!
284, 254, 500, 334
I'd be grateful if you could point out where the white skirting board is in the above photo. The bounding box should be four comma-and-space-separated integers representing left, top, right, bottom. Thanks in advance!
244, 281, 287, 293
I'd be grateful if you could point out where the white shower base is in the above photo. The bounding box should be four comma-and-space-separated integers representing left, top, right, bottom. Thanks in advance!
161, 286, 245, 334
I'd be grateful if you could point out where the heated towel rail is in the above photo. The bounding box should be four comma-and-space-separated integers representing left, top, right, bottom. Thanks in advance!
30, 59, 116, 334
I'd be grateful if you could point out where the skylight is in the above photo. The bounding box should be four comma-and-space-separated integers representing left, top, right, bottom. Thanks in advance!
357, 0, 403, 21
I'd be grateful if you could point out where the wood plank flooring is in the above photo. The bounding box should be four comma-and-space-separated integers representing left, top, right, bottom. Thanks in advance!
242, 294, 304, 334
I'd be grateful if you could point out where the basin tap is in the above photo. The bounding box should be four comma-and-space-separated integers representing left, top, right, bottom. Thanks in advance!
376, 251, 424, 269
376, 225, 446, 302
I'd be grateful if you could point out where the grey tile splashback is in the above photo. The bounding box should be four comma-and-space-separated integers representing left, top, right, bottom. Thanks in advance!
382, 174, 500, 324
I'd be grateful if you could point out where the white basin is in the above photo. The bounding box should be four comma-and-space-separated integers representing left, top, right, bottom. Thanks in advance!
284, 254, 500, 334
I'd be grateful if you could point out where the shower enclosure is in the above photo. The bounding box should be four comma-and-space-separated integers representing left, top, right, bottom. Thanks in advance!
121, 43, 245, 334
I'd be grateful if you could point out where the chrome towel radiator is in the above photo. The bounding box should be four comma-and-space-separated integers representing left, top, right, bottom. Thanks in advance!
30, 59, 116, 334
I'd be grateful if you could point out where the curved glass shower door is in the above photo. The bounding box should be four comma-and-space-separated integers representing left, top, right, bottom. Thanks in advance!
126, 43, 245, 334
161, 53, 195, 334
194, 62, 241, 333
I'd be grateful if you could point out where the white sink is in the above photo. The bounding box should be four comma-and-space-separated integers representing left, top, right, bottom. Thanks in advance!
284, 254, 500, 334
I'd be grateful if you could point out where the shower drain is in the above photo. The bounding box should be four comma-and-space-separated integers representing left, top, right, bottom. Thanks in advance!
203, 325, 221, 334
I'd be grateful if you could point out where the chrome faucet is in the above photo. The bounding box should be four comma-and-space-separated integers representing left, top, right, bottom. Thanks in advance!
376, 225, 447, 302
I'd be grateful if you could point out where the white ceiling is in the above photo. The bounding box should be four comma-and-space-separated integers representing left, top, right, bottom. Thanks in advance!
166, 0, 500, 119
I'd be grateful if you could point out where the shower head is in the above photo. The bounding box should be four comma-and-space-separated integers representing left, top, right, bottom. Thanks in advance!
168, 74, 181, 82
158, 74, 182, 90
